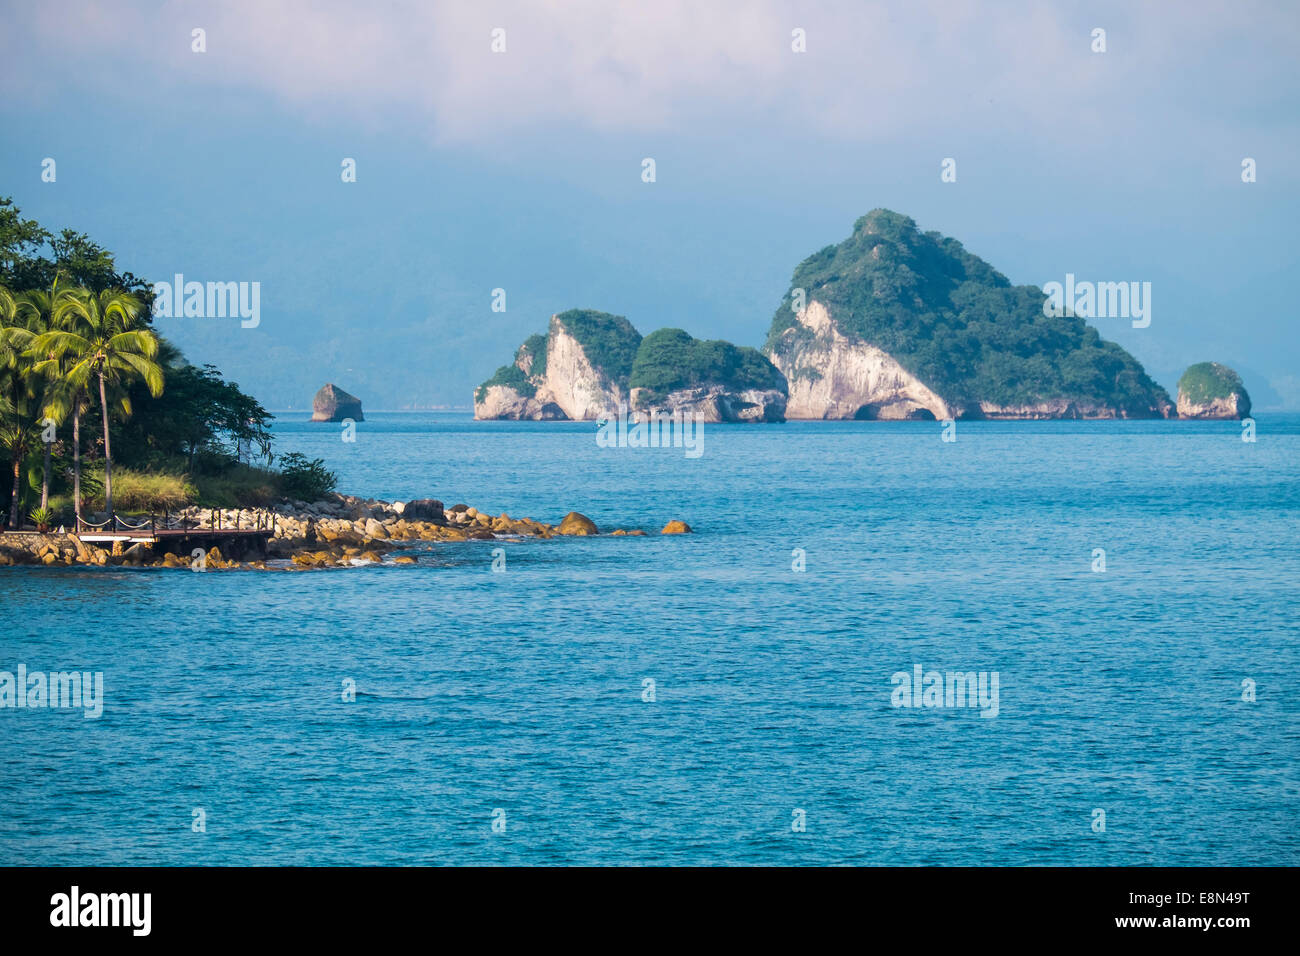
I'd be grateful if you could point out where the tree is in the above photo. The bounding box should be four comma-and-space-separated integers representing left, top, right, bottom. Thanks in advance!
113, 354, 274, 472
37, 288, 163, 519
15, 280, 69, 510
0, 284, 43, 527
0, 199, 50, 290
0, 285, 18, 417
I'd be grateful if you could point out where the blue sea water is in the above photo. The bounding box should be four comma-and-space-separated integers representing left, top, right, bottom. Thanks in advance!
2, 412, 1297, 865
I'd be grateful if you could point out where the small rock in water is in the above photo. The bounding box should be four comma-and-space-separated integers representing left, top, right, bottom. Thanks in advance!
558, 512, 598, 536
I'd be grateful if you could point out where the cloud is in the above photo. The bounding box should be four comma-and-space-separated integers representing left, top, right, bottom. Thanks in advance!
6, 0, 1295, 148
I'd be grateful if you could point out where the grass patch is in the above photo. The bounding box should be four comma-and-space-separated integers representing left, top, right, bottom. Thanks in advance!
57, 467, 197, 513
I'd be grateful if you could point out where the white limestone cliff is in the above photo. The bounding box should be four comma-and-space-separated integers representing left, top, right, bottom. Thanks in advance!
767, 301, 952, 420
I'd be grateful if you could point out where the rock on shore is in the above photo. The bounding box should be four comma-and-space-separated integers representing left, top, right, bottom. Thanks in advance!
0, 498, 688, 571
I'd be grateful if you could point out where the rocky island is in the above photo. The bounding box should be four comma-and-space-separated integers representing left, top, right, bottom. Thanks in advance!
311, 383, 364, 422
765, 209, 1175, 420
475, 210, 1237, 423
474, 309, 785, 422
1176, 362, 1252, 419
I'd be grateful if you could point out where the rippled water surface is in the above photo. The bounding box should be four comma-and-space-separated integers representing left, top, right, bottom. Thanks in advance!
3, 412, 1297, 864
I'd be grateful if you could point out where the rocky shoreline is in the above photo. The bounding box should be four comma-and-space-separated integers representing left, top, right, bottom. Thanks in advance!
0, 494, 691, 570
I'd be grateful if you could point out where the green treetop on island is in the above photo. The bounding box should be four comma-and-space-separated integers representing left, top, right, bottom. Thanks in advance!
1177, 362, 1250, 406
629, 328, 786, 399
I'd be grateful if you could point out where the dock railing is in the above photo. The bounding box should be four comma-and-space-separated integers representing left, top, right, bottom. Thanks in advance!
74, 510, 276, 536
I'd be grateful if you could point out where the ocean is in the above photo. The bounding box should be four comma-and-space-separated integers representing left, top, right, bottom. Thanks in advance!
2, 412, 1297, 865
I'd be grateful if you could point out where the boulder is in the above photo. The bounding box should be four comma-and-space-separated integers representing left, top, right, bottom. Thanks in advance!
661, 520, 692, 534
558, 511, 598, 535
403, 499, 445, 523
310, 383, 364, 422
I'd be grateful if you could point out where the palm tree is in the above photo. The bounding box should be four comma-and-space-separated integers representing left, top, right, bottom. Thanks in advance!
36, 287, 163, 520
0, 284, 39, 528
0, 286, 16, 419
15, 283, 61, 511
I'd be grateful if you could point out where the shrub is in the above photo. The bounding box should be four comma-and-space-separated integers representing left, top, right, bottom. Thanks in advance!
192, 464, 279, 508
516, 333, 548, 379
475, 363, 537, 404
277, 452, 337, 502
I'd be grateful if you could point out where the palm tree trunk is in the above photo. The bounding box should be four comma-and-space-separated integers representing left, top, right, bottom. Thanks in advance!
73, 403, 82, 524
98, 372, 113, 518
9, 450, 21, 529
40, 426, 51, 511
6, 380, 16, 529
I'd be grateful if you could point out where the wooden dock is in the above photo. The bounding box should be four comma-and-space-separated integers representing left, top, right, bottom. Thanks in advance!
74, 513, 275, 556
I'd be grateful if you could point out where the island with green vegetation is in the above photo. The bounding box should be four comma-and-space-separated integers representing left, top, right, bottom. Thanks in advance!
474, 210, 1237, 424
764, 208, 1176, 420
0, 199, 691, 568
0, 196, 309, 532
475, 309, 786, 422
1176, 362, 1252, 419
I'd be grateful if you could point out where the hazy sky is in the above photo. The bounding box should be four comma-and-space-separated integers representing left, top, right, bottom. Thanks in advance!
2, 0, 1297, 408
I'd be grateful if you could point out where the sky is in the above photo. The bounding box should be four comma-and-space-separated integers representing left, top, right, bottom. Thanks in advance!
1, 0, 1297, 409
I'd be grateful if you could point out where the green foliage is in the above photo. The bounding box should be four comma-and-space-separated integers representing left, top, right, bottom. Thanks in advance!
27, 505, 52, 528
105, 469, 195, 511
0, 198, 289, 519
765, 209, 1172, 411
481, 310, 786, 403
474, 363, 536, 404
516, 333, 548, 380
112, 343, 274, 470
630, 328, 787, 394
191, 462, 279, 508
0, 198, 50, 291
1178, 362, 1250, 407
277, 452, 337, 502
0, 197, 152, 302
66, 466, 196, 513
475, 310, 641, 400
554, 309, 642, 383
